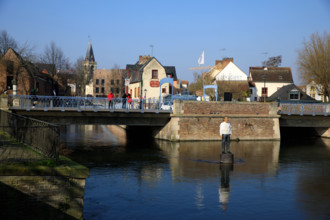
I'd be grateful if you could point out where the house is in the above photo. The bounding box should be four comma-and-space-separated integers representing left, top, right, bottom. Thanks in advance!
126, 55, 177, 100
208, 58, 248, 81
248, 67, 293, 101
267, 84, 316, 102
303, 81, 325, 102
0, 48, 55, 96
205, 58, 250, 101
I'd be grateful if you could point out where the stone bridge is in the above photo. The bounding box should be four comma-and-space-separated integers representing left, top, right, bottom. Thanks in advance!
8, 95, 330, 141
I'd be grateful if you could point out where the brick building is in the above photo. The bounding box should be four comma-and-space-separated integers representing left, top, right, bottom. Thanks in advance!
83, 42, 125, 97
94, 69, 125, 97
0, 48, 55, 96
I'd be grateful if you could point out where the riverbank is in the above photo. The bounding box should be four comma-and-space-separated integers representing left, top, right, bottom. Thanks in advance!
0, 132, 89, 219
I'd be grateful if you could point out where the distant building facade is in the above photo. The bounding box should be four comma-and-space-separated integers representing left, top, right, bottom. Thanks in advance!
126, 55, 177, 100
0, 48, 55, 96
83, 42, 97, 96
94, 69, 125, 98
82, 42, 125, 97
248, 67, 293, 101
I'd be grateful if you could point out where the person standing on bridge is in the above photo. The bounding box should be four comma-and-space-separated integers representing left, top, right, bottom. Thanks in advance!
219, 117, 232, 154
108, 92, 114, 109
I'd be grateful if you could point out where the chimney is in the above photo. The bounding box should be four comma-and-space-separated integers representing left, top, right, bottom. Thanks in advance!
215, 58, 234, 66
138, 55, 151, 64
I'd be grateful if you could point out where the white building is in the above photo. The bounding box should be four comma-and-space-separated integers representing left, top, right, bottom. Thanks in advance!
126, 55, 177, 100
304, 81, 324, 102
248, 67, 294, 101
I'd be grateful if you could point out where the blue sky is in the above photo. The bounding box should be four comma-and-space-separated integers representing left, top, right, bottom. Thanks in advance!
0, 0, 329, 84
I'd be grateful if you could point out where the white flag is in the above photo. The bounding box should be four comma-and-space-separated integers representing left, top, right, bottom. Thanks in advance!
198, 50, 204, 65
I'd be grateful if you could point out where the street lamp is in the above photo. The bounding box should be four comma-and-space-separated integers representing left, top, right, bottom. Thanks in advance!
144, 89, 147, 99
262, 74, 266, 103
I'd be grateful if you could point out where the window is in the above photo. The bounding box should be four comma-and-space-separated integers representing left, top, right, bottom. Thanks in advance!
162, 88, 166, 93
116, 88, 119, 93
249, 89, 253, 95
152, 70, 158, 79
101, 79, 105, 85
116, 80, 120, 85
111, 80, 114, 85
101, 87, 104, 93
261, 87, 268, 96
289, 91, 299, 100
96, 79, 99, 85
6, 76, 13, 90
96, 87, 99, 93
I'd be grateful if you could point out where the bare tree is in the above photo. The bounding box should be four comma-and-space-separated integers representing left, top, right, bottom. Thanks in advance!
0, 30, 35, 61
262, 55, 282, 67
298, 32, 330, 102
73, 56, 85, 96
40, 41, 70, 76
0, 30, 18, 54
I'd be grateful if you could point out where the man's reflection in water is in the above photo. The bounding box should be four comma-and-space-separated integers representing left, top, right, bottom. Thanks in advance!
219, 164, 233, 210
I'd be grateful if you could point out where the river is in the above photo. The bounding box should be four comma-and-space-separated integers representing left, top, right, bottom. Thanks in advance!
63, 125, 330, 220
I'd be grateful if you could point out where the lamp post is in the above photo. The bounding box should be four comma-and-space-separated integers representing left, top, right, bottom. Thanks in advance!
262, 74, 266, 103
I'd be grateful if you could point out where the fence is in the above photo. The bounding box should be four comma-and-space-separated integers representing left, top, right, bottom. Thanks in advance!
9, 95, 172, 112
280, 102, 329, 116
0, 109, 59, 160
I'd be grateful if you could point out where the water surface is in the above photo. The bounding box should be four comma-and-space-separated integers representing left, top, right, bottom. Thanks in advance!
65, 125, 330, 220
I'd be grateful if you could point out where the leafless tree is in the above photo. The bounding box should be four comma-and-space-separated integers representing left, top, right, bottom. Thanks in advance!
298, 32, 330, 102
0, 30, 36, 61
262, 55, 282, 67
40, 41, 70, 76
0, 30, 18, 54
73, 56, 85, 96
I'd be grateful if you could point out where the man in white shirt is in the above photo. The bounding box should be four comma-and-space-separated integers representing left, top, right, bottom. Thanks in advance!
219, 117, 232, 154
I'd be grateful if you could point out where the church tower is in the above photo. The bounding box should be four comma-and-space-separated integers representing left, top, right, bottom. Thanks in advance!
83, 41, 97, 96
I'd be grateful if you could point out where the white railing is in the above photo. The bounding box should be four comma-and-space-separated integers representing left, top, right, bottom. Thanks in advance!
280, 103, 329, 116
9, 95, 172, 113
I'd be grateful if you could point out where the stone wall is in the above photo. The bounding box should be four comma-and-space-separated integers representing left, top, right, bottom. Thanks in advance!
155, 101, 280, 141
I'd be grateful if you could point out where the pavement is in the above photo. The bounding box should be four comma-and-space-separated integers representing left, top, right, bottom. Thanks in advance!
0, 134, 47, 164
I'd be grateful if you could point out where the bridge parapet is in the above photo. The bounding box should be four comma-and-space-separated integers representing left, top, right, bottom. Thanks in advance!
280, 103, 329, 116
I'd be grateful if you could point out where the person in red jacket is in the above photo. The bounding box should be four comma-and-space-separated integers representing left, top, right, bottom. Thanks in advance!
108, 92, 114, 109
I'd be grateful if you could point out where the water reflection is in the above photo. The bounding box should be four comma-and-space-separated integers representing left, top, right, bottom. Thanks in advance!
219, 164, 233, 210
62, 125, 330, 219
157, 140, 280, 181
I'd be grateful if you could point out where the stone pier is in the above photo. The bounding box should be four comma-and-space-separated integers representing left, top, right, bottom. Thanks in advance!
155, 100, 280, 141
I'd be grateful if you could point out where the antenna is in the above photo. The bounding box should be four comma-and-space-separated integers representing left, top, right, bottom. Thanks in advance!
220, 48, 226, 58
150, 45, 154, 57
262, 52, 268, 58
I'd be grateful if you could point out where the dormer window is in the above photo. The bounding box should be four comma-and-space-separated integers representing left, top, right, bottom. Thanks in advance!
289, 89, 300, 100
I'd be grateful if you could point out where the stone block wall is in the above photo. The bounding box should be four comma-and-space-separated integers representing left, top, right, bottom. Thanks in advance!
156, 101, 280, 141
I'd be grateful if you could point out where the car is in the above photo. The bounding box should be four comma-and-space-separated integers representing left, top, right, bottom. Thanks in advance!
161, 101, 173, 110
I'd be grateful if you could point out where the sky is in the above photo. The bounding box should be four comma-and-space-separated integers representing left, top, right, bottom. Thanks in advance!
0, 0, 329, 84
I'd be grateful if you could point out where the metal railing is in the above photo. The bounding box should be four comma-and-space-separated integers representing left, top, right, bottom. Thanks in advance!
280, 102, 329, 116
0, 109, 59, 160
9, 95, 172, 113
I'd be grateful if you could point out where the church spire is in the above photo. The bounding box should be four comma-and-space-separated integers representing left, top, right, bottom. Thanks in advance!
85, 41, 95, 62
